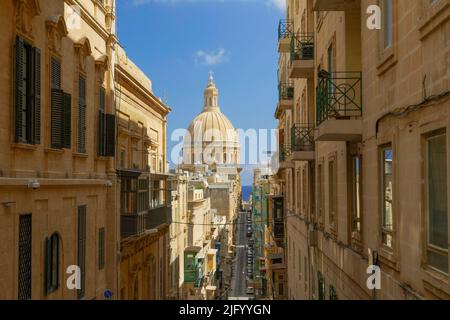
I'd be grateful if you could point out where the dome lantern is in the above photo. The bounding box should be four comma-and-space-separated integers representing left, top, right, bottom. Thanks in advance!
204, 71, 219, 111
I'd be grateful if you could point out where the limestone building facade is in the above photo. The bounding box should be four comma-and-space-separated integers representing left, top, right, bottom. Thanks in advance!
274, 0, 450, 300
0, 0, 118, 300
115, 46, 172, 300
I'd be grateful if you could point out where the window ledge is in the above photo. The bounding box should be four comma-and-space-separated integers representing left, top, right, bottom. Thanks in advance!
95, 156, 109, 161
377, 47, 397, 76
45, 148, 64, 155
11, 142, 37, 151
422, 268, 450, 299
73, 152, 88, 159
379, 246, 399, 271
418, 0, 450, 40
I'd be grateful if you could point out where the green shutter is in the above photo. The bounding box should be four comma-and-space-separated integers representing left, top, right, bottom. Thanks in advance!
63, 93, 71, 149
33, 47, 41, 144
15, 36, 25, 142
105, 114, 116, 157
51, 89, 64, 149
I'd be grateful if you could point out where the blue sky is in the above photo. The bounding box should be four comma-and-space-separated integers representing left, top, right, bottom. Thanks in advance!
117, 0, 284, 185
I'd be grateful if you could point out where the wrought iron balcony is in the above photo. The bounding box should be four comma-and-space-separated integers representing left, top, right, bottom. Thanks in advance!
315, 71, 363, 141
289, 33, 314, 78
278, 81, 294, 101
279, 145, 292, 163
291, 124, 315, 161
291, 124, 315, 151
121, 212, 148, 238
278, 19, 294, 53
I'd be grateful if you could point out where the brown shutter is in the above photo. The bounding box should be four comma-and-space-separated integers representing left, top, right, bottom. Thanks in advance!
15, 36, 25, 142
33, 47, 41, 144
105, 114, 116, 157
63, 93, 71, 149
51, 89, 64, 149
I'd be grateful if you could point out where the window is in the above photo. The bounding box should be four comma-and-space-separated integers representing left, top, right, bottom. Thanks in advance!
351, 155, 362, 237
78, 75, 86, 153
50, 57, 71, 149
278, 275, 284, 296
98, 227, 105, 270
328, 159, 337, 231
77, 205, 87, 299
318, 271, 325, 300
98, 87, 106, 156
18, 214, 32, 300
329, 285, 338, 300
425, 132, 448, 273
318, 163, 324, 226
44, 233, 60, 295
382, 0, 393, 49
15, 36, 40, 144
121, 177, 138, 215
380, 145, 394, 248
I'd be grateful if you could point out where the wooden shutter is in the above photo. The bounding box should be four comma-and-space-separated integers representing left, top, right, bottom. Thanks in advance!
15, 36, 25, 142
51, 89, 64, 149
105, 114, 116, 157
77, 206, 86, 299
63, 93, 71, 149
98, 227, 105, 270
78, 76, 86, 153
33, 47, 41, 144
18, 214, 32, 300
51, 58, 61, 89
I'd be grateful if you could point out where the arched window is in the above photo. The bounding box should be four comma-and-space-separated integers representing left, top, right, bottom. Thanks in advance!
44, 233, 60, 294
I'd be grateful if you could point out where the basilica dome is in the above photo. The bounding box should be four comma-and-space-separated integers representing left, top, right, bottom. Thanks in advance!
183, 74, 240, 166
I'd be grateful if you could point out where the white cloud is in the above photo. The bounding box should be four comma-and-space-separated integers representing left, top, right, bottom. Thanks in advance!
265, 0, 285, 10
195, 48, 228, 66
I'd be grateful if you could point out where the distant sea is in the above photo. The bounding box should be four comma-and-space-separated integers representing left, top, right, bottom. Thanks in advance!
242, 186, 252, 202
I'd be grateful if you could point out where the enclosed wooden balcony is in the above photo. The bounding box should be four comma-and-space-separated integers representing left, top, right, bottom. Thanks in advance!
121, 212, 148, 238
278, 19, 294, 53
313, 0, 360, 11
315, 71, 363, 142
291, 124, 315, 161
289, 33, 314, 79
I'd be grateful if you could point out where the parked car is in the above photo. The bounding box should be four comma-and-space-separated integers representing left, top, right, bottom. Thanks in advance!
247, 231, 252, 237
246, 287, 255, 295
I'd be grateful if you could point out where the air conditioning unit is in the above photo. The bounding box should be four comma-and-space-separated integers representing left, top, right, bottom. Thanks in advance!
309, 229, 318, 247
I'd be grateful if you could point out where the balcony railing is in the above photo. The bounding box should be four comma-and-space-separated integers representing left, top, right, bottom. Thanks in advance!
290, 33, 314, 62
278, 81, 294, 101
279, 145, 292, 162
278, 19, 294, 40
146, 205, 172, 230
291, 124, 315, 152
316, 71, 362, 126
121, 212, 147, 238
